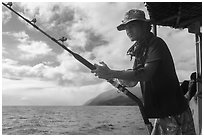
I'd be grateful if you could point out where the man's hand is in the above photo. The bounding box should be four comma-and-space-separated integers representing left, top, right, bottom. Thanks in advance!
91, 61, 113, 80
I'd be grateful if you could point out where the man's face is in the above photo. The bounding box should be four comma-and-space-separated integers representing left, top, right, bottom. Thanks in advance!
125, 21, 143, 41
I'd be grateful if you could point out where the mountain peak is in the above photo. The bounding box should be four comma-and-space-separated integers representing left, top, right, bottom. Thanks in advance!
84, 86, 142, 106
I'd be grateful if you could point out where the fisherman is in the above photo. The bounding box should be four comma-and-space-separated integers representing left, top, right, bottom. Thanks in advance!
181, 72, 197, 102
91, 9, 196, 135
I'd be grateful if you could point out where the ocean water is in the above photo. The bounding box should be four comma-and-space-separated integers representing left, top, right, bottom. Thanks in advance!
2, 106, 149, 135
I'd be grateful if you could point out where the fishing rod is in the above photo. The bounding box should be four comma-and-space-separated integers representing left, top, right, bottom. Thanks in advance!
2, 2, 152, 134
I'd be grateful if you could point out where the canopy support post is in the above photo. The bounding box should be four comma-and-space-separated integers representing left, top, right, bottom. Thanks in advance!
188, 21, 202, 135
152, 24, 157, 36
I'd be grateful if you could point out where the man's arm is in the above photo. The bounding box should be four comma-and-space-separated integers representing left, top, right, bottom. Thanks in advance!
111, 61, 160, 81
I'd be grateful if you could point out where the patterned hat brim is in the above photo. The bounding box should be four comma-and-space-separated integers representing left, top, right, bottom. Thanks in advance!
117, 18, 151, 31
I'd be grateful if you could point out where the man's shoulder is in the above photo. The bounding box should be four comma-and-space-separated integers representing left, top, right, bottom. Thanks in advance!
149, 35, 167, 50
151, 35, 165, 45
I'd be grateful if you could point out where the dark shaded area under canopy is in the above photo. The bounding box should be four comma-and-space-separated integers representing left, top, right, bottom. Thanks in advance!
145, 2, 202, 29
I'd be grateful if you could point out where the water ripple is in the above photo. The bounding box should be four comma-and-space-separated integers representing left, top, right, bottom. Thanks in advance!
3, 106, 148, 135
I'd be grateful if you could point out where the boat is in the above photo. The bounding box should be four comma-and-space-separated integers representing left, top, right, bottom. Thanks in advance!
145, 2, 202, 134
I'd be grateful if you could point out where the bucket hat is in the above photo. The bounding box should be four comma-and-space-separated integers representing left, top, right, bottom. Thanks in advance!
117, 9, 150, 31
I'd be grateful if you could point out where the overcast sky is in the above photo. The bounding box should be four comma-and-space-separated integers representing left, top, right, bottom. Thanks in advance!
2, 2, 196, 106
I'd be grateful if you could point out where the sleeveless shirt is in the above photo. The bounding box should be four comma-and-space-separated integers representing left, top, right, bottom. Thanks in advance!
131, 32, 188, 118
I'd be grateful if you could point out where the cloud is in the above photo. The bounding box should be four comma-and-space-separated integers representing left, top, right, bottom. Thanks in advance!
13, 2, 142, 49
3, 31, 53, 61
3, 58, 18, 65
2, 77, 54, 91
3, 31, 29, 42
13, 31, 29, 42
9, 3, 144, 70
18, 40, 53, 60
2, 2, 197, 106
7, 2, 189, 84
2, 46, 8, 55
3, 59, 48, 79
4, 3, 196, 80
157, 27, 196, 81
2, 55, 101, 87
3, 76, 22, 81
2, 9, 12, 24
2, 77, 110, 106
15, 2, 77, 32
176, 70, 195, 82
3, 59, 31, 78
44, 51, 102, 86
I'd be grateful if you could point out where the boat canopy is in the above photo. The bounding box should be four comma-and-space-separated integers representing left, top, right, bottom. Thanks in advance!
145, 2, 202, 29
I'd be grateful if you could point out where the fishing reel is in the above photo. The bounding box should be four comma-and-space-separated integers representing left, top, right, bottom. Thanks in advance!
58, 37, 68, 43
6, 2, 37, 25
6, 2, 12, 7
30, 18, 37, 24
